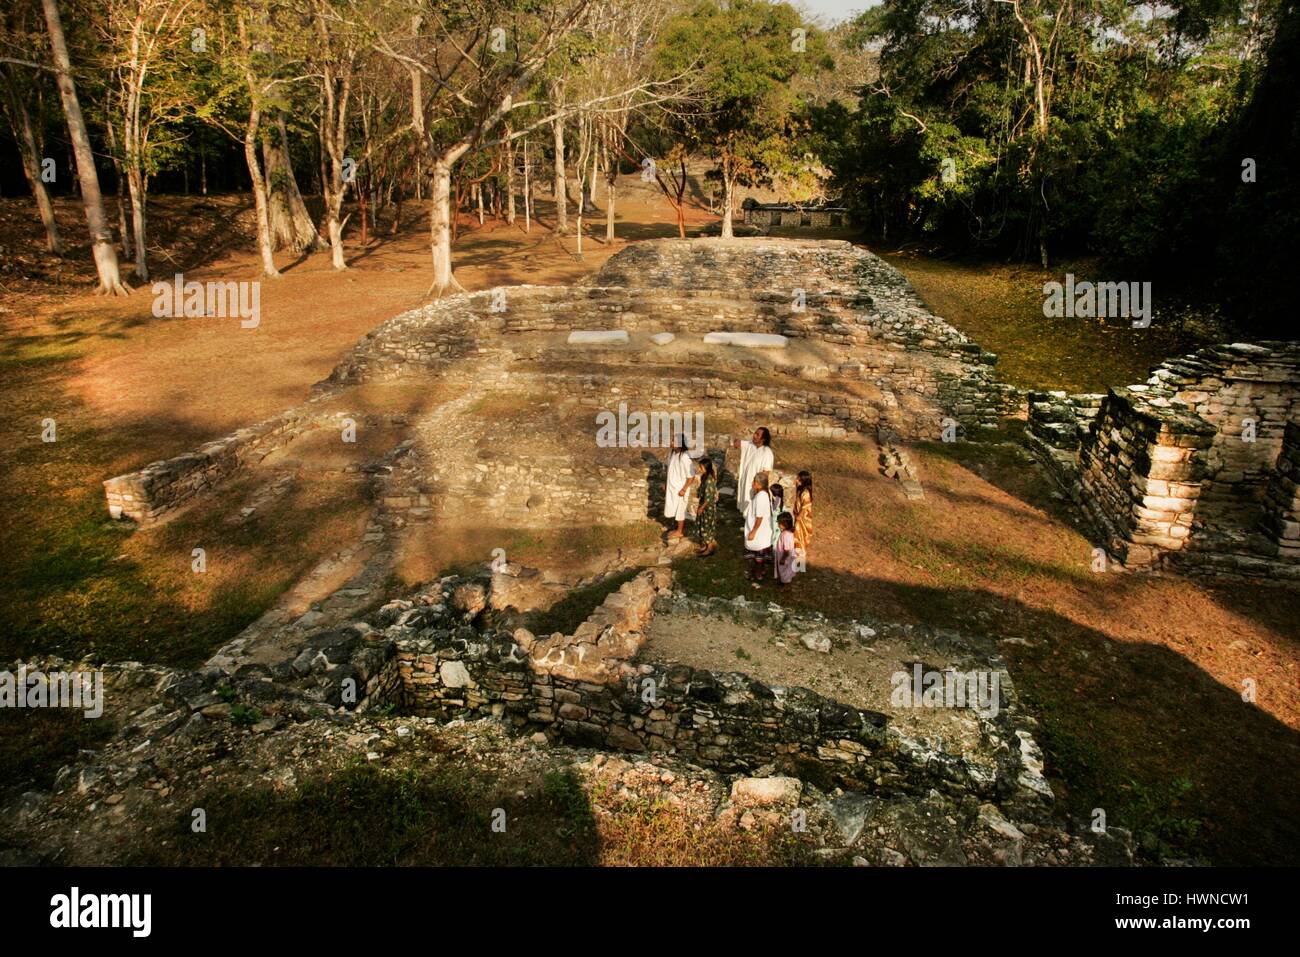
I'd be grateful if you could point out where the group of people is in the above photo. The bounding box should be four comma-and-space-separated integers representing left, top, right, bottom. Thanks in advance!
663, 426, 813, 587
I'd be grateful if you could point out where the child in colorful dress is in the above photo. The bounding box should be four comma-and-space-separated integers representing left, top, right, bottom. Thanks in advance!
793, 470, 813, 563
773, 512, 798, 585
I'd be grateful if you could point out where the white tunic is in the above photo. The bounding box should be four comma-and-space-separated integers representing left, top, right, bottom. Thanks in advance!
663, 450, 694, 521
735, 439, 774, 513
744, 489, 772, 550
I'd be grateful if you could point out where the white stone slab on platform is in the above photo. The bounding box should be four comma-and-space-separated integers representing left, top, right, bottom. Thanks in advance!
702, 332, 788, 348
649, 332, 676, 345
567, 330, 630, 345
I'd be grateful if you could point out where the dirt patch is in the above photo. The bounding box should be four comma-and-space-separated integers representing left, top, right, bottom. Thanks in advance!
640, 605, 988, 753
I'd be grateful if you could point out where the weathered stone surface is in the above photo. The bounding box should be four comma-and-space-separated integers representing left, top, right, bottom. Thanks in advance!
567, 330, 630, 345
730, 776, 803, 807
1024, 342, 1300, 580
450, 582, 487, 616
702, 332, 789, 349
439, 660, 474, 689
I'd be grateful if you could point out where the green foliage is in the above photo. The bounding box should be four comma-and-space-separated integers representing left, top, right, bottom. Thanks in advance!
230, 703, 262, 726
817, 0, 1295, 333
656, 0, 833, 196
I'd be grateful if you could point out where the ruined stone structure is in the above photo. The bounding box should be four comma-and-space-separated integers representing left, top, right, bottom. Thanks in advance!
34, 563, 1048, 812
389, 571, 1051, 810
104, 239, 1013, 528
1027, 341, 1300, 578
742, 201, 850, 230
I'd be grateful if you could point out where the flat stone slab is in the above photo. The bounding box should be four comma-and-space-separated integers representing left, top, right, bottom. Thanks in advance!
649, 332, 675, 346
567, 330, 629, 345
702, 332, 788, 349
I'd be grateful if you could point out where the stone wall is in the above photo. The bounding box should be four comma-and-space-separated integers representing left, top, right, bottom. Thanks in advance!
1076, 389, 1215, 567
1025, 341, 1300, 578
743, 205, 849, 229
327, 240, 1016, 436
500, 369, 879, 439
381, 446, 653, 529
1260, 421, 1300, 562
102, 401, 352, 525
390, 573, 1051, 810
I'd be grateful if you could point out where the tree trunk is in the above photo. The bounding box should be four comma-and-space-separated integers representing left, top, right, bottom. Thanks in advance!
41, 0, 127, 294
2, 78, 63, 253
126, 163, 148, 280
505, 136, 516, 226
552, 116, 568, 233
324, 181, 346, 269
575, 180, 584, 257
244, 105, 279, 277
720, 168, 735, 239
264, 115, 323, 253
116, 180, 132, 259
427, 154, 465, 297
523, 137, 530, 233
605, 175, 616, 243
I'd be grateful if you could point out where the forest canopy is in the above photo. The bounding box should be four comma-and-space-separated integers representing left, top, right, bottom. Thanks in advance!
2, 0, 1296, 330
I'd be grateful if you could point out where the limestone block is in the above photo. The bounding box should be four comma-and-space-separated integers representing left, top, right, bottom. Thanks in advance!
567, 330, 630, 345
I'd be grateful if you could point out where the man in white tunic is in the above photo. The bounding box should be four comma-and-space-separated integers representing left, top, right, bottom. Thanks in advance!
733, 427, 774, 513
663, 437, 696, 538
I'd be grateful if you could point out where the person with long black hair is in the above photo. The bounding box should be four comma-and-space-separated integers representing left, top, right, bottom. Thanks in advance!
693, 456, 719, 556
663, 434, 695, 539
793, 469, 813, 562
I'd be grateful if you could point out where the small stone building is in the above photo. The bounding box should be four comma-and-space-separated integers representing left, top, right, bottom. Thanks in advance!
1027, 342, 1300, 578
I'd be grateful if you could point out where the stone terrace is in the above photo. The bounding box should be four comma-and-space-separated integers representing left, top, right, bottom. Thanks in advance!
104, 238, 1015, 528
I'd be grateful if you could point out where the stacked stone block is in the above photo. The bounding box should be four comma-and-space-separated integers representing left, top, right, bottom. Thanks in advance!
1026, 341, 1300, 578
1260, 421, 1300, 562
1076, 388, 1213, 567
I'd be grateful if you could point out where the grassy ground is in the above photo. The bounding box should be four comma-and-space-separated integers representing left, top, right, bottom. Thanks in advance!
0, 343, 371, 667
880, 252, 1215, 394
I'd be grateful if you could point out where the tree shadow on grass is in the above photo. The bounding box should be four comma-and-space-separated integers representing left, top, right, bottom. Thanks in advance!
123, 761, 602, 867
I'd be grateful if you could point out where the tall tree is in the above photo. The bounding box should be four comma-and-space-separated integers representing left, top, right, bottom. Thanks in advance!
1, 0, 63, 252
264, 112, 325, 252
656, 0, 825, 238
41, 0, 129, 293
0, 62, 63, 253
98, 0, 196, 281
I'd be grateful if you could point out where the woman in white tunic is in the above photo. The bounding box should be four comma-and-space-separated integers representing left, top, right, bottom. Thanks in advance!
733, 427, 774, 513
663, 436, 696, 538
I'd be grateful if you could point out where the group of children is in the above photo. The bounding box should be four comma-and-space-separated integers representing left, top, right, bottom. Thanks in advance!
663, 426, 813, 587
743, 467, 813, 587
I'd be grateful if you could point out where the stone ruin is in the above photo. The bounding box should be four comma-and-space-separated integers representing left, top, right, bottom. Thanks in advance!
84, 238, 1064, 819
71, 237, 1299, 865
1027, 341, 1300, 578
742, 199, 850, 230
104, 238, 1016, 530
